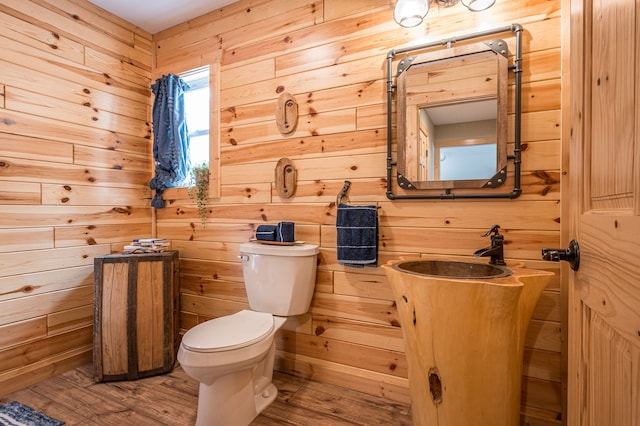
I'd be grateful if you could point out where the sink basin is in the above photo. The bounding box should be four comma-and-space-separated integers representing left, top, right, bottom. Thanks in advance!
383, 259, 554, 426
393, 259, 511, 279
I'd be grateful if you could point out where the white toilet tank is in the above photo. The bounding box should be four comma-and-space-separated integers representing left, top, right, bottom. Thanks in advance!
239, 242, 319, 316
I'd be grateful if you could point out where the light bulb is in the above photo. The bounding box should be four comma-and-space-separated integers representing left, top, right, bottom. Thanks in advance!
394, 0, 430, 28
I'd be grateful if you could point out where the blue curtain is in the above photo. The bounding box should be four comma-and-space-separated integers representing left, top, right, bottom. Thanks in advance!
149, 74, 191, 208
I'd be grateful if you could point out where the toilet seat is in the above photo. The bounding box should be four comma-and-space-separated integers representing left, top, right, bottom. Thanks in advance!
181, 310, 274, 353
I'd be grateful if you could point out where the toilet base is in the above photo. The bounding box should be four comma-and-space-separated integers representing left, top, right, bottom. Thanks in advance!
254, 382, 278, 415
195, 367, 278, 426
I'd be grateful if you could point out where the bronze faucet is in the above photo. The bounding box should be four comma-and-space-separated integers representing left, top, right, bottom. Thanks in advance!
474, 225, 506, 266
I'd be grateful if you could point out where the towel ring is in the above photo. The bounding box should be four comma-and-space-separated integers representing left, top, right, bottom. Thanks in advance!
337, 180, 351, 205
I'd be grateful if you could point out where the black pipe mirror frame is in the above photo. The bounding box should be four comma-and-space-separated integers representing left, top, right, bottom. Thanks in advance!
386, 23, 524, 200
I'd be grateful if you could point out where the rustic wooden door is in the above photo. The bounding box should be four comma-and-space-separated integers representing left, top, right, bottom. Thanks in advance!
568, 0, 640, 424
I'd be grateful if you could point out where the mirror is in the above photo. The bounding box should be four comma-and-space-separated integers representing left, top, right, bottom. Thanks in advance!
385, 25, 524, 200
396, 42, 508, 190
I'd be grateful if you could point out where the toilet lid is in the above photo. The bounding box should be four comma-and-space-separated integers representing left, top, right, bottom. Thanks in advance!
181, 310, 274, 353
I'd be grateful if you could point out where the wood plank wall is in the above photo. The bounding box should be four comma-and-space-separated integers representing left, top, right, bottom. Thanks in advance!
0, 0, 153, 394
153, 1, 564, 425
0, 0, 564, 424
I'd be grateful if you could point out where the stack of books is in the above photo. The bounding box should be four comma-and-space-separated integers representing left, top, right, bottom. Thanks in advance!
123, 238, 170, 254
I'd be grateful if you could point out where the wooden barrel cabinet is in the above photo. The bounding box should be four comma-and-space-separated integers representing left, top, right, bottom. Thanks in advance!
93, 251, 179, 382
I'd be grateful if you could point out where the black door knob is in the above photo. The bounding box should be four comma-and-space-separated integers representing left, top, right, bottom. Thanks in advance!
541, 240, 580, 271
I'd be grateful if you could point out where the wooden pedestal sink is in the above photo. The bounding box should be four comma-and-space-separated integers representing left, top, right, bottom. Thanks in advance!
383, 259, 554, 426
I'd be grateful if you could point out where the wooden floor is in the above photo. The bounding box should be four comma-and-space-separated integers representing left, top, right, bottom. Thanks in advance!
1, 364, 413, 425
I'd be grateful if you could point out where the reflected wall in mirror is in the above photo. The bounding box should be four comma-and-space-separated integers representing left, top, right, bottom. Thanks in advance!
396, 41, 508, 190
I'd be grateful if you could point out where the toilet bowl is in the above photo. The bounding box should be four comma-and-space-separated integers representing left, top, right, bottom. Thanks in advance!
178, 242, 319, 426
179, 310, 287, 426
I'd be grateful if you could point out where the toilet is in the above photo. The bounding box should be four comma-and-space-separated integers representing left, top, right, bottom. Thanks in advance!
177, 242, 319, 426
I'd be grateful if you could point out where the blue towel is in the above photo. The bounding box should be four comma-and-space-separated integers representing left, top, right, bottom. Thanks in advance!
336, 204, 378, 267
277, 222, 295, 242
256, 225, 277, 241
256, 222, 295, 242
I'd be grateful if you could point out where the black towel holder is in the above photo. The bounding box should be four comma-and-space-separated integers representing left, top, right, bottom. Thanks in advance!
336, 180, 351, 205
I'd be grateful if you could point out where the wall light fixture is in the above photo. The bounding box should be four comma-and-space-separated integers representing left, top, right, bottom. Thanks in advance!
394, 0, 496, 28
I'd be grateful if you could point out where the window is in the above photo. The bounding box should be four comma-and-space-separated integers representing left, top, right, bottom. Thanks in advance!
180, 66, 210, 169
166, 63, 219, 199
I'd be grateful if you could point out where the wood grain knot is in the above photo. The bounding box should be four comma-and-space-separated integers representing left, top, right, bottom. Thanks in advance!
428, 368, 443, 405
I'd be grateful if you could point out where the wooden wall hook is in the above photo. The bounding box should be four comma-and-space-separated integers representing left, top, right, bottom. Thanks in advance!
275, 158, 297, 198
276, 92, 298, 135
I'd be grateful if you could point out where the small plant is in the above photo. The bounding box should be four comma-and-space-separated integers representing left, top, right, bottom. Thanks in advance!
188, 162, 209, 227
